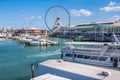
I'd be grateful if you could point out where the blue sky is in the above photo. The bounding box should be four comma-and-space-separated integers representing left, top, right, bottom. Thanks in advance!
0, 0, 120, 29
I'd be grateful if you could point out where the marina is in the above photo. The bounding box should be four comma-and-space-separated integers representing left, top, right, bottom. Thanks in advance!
0, 0, 120, 80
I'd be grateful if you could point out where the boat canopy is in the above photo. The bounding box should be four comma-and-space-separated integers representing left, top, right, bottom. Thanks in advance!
64, 42, 120, 46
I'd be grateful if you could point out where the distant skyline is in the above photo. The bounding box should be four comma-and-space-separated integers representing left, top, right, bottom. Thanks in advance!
0, 0, 120, 29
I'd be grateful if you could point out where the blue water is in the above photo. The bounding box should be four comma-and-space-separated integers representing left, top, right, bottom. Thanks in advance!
0, 38, 66, 80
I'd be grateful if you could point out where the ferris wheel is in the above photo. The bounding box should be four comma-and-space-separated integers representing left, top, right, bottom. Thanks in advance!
45, 5, 71, 31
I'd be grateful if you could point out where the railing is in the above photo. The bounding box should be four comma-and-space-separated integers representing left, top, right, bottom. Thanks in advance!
63, 47, 101, 52
110, 52, 120, 57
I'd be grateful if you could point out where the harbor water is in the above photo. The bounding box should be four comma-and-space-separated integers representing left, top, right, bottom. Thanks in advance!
0, 38, 66, 80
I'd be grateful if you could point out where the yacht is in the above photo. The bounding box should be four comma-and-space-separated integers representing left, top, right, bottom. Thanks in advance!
29, 39, 47, 46
61, 33, 120, 68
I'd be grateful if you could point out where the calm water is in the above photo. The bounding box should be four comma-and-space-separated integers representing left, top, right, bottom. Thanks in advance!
0, 38, 65, 80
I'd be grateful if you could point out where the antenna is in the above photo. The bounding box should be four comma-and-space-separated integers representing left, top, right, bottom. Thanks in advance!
29, 19, 35, 28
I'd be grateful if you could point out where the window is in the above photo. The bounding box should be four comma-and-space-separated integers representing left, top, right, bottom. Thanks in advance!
99, 57, 107, 61
84, 56, 90, 59
65, 54, 68, 56
77, 55, 83, 58
73, 54, 77, 57
91, 56, 98, 60
111, 57, 113, 61
65, 53, 72, 57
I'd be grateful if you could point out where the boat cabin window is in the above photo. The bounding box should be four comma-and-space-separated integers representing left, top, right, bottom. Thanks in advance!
84, 55, 90, 59
108, 46, 112, 49
77, 55, 83, 58
108, 46, 120, 49
65, 54, 68, 57
117, 47, 120, 49
73, 54, 77, 57
111, 57, 113, 61
91, 56, 98, 60
65, 53, 72, 57
99, 57, 107, 61
104, 44, 108, 46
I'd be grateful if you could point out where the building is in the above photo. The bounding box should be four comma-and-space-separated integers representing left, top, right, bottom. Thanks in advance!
14, 28, 47, 37
0, 32, 7, 38
51, 20, 120, 41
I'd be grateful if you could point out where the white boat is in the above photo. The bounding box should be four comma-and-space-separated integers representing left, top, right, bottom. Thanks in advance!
61, 33, 120, 68
61, 41, 120, 67
29, 41, 40, 46
18, 34, 36, 43
29, 39, 47, 46
19, 37, 33, 43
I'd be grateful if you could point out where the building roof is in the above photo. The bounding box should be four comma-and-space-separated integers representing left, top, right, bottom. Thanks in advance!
75, 21, 114, 27
39, 59, 120, 80
73, 21, 117, 29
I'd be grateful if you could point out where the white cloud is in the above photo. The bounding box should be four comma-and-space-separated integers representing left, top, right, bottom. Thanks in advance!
70, 9, 92, 16
23, 15, 42, 20
108, 1, 117, 6
38, 16, 42, 19
111, 15, 120, 20
24, 16, 35, 20
100, 1, 120, 12
31, 16, 35, 19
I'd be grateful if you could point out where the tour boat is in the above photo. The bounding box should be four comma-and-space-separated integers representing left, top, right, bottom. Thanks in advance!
61, 33, 120, 68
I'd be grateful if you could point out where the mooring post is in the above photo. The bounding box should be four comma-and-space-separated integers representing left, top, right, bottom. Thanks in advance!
31, 64, 34, 79
72, 51, 75, 62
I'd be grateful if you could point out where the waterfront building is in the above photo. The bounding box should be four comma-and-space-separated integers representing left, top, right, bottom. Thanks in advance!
14, 28, 47, 37
51, 20, 120, 39
0, 27, 15, 38
0, 32, 7, 38
52, 26, 72, 38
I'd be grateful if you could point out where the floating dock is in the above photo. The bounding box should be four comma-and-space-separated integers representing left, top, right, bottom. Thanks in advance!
31, 73, 71, 80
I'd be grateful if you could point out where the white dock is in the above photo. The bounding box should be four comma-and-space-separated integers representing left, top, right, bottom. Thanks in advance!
37, 59, 120, 80
31, 73, 71, 80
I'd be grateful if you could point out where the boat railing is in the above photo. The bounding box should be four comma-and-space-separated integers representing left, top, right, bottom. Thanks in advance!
110, 52, 120, 56
63, 47, 101, 52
